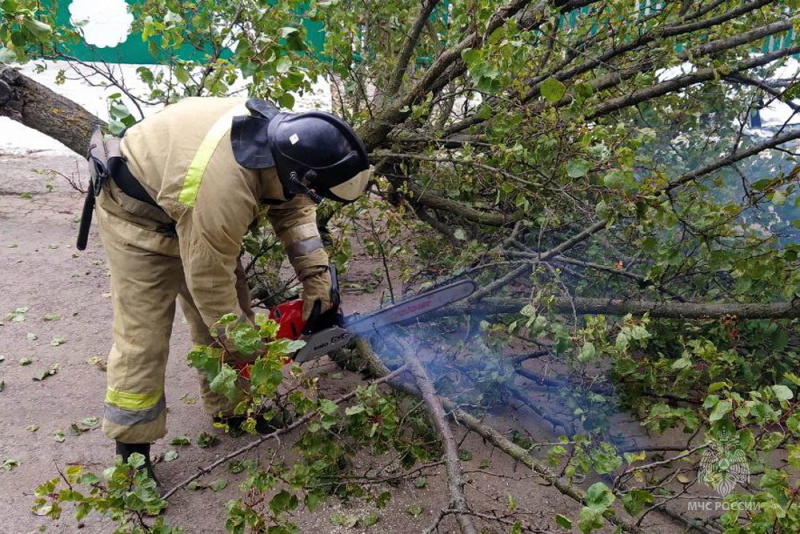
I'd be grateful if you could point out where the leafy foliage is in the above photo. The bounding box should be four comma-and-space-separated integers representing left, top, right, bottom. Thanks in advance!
32, 454, 181, 534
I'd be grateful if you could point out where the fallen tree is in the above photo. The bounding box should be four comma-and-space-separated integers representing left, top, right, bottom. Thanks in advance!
6, 0, 800, 532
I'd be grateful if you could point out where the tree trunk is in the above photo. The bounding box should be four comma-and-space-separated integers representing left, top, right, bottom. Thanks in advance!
0, 65, 102, 156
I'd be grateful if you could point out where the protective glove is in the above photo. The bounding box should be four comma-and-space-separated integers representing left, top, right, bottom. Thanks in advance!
301, 267, 341, 335
301, 267, 332, 319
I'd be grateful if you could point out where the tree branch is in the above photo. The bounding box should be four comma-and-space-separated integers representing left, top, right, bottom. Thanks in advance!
433, 296, 800, 320
386, 0, 442, 96
589, 44, 800, 119
405, 347, 478, 534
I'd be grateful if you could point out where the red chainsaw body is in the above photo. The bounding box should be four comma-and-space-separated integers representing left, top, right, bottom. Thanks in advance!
269, 298, 305, 341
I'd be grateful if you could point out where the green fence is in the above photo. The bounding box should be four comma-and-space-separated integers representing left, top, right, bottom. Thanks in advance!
49, 1, 796, 65
47, 0, 324, 65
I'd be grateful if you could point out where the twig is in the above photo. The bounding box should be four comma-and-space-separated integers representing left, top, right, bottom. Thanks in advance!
161, 364, 409, 500
403, 343, 477, 534
618, 443, 709, 478
511, 349, 550, 364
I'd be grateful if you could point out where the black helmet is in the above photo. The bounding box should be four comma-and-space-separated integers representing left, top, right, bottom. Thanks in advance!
267, 111, 370, 204
230, 98, 371, 204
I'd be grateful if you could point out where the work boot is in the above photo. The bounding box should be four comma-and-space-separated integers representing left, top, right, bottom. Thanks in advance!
115, 441, 160, 486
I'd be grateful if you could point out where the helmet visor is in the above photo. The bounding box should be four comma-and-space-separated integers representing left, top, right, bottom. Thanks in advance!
326, 167, 372, 203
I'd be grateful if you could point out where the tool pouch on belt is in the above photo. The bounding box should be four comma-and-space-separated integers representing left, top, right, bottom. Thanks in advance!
76, 127, 109, 251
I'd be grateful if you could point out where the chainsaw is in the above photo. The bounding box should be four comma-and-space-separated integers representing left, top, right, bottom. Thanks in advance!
260, 267, 476, 365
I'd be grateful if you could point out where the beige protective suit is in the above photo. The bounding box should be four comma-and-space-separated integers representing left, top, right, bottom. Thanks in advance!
96, 97, 330, 444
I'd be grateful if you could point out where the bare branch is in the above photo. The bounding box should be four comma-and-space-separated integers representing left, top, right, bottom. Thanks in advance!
405, 347, 477, 534
590, 44, 800, 119
386, 0, 442, 96
435, 296, 800, 320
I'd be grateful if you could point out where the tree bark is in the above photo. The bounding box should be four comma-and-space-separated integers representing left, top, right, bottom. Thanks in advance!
432, 296, 800, 320
0, 65, 102, 156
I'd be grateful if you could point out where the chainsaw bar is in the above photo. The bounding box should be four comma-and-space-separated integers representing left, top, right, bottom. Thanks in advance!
293, 279, 476, 364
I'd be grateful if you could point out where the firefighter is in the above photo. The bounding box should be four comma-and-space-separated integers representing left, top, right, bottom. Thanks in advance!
83, 97, 370, 481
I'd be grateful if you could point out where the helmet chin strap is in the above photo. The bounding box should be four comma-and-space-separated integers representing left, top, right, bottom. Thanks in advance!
289, 170, 324, 204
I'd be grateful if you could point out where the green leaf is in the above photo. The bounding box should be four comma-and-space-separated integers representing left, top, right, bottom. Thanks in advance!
363, 511, 379, 527
80, 417, 98, 427
603, 169, 626, 188
228, 460, 246, 474
584, 482, 614, 510
229, 322, 262, 355
275, 56, 292, 74
376, 491, 391, 508
170, 436, 191, 446
218, 313, 238, 325
269, 490, 298, 514
319, 399, 338, 415
163, 450, 179, 462
771, 384, 793, 401
578, 342, 596, 362
555, 514, 573, 529
708, 382, 728, 393
197, 432, 219, 449
277, 92, 295, 110
461, 48, 480, 66
540, 77, 566, 103
345, 404, 365, 416
174, 65, 190, 84
622, 489, 653, 515
127, 452, 146, 469
709, 400, 732, 422
22, 18, 51, 40
406, 504, 423, 517
330, 513, 359, 527
2, 458, 19, 471
671, 356, 692, 370
209, 364, 239, 400
209, 479, 227, 491
567, 158, 591, 178
42, 313, 61, 321
187, 345, 222, 377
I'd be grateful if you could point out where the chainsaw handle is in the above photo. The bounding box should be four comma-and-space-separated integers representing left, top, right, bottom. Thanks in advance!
302, 264, 341, 335
269, 264, 341, 340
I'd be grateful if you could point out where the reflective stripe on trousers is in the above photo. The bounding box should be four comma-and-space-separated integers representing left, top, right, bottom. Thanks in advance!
105, 393, 166, 427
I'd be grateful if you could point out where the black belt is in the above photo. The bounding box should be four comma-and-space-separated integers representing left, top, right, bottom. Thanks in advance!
76, 131, 172, 251
107, 157, 161, 209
